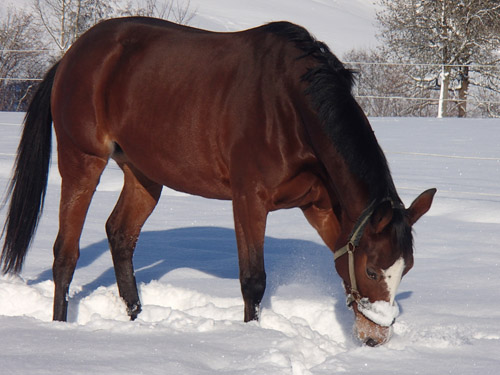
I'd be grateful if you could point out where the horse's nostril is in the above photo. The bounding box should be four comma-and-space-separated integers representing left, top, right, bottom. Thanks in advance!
391, 318, 396, 326
365, 338, 379, 347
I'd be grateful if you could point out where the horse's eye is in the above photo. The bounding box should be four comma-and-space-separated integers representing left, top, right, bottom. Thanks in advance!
366, 267, 378, 280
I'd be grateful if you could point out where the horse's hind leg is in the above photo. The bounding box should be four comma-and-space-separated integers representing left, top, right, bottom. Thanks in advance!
106, 161, 162, 320
53, 151, 108, 321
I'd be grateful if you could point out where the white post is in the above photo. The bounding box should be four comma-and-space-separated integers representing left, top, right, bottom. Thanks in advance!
437, 65, 450, 118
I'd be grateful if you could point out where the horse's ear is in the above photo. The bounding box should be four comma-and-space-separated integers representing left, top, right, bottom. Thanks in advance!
407, 188, 437, 226
371, 200, 393, 234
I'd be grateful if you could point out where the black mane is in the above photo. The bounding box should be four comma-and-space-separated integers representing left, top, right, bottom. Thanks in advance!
264, 22, 413, 256
264, 22, 396, 201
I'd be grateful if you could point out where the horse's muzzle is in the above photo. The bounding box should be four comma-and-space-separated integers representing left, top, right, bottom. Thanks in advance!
364, 338, 380, 347
354, 308, 393, 346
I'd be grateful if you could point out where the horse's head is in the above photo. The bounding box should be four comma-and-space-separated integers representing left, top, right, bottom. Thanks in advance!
335, 188, 436, 346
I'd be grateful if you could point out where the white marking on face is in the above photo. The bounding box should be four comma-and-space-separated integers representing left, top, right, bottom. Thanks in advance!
382, 257, 405, 305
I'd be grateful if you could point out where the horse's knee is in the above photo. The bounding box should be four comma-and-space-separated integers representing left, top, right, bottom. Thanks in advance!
106, 222, 137, 259
105, 219, 123, 250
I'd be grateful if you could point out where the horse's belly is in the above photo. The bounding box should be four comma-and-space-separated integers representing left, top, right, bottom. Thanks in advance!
112, 142, 233, 200
156, 171, 232, 200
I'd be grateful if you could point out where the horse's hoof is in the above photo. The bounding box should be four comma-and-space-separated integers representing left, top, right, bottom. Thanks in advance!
128, 302, 142, 320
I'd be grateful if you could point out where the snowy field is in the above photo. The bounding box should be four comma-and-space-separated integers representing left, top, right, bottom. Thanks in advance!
1, 111, 499, 374
1, 0, 500, 373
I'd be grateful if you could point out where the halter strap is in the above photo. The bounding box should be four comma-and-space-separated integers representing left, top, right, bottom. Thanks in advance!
334, 199, 378, 261
334, 198, 392, 306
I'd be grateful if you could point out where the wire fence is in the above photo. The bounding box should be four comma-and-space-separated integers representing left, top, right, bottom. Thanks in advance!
344, 60, 500, 117
1, 51, 500, 115
352, 94, 500, 105
345, 61, 499, 69
345, 61, 500, 103
0, 77, 43, 81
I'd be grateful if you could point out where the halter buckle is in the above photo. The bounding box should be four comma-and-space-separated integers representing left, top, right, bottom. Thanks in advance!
347, 241, 355, 253
346, 289, 362, 308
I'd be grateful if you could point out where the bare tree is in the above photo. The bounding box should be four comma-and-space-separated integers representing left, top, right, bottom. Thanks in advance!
0, 0, 196, 111
344, 49, 438, 117
123, 0, 196, 25
377, 0, 500, 117
0, 7, 45, 111
33, 0, 118, 54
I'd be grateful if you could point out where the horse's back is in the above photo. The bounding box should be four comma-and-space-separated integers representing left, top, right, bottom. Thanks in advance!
52, 18, 318, 200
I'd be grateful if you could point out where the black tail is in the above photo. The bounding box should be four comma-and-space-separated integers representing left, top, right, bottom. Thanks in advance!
1, 62, 59, 274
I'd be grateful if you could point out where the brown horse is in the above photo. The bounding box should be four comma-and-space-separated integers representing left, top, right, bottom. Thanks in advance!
1, 17, 435, 346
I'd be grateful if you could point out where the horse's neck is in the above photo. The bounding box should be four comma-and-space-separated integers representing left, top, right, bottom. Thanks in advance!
331, 171, 370, 222
302, 112, 381, 224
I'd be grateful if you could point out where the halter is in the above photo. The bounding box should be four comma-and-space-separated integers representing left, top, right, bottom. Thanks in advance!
333, 198, 391, 307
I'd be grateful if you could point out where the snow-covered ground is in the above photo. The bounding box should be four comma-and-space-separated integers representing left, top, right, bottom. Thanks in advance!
1, 112, 499, 374
1, 0, 499, 373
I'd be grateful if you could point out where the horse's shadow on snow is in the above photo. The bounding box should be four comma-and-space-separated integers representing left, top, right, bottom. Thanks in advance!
34, 227, 342, 294
33, 226, 354, 335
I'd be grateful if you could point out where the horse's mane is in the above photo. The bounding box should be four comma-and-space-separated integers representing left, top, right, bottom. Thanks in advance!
263, 22, 392, 198
263, 22, 413, 257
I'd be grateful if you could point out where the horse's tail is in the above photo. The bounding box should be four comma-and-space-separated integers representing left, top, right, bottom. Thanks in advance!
1, 62, 59, 274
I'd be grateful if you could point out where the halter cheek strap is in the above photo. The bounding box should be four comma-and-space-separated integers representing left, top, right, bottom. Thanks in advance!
334, 199, 378, 306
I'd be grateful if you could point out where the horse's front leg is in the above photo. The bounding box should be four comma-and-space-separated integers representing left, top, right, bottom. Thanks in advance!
300, 181, 340, 253
301, 204, 340, 252
232, 194, 268, 322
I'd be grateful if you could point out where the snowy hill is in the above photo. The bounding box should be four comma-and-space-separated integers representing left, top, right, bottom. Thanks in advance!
1, 0, 378, 56
188, 0, 378, 55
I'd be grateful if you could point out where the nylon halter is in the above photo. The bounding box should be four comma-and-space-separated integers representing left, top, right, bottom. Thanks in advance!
333, 198, 391, 307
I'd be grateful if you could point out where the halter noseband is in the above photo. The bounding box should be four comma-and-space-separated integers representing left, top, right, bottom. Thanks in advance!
334, 198, 393, 307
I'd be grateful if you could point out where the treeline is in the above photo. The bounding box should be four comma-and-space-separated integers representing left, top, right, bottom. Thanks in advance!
1, 1, 499, 117
0, 0, 195, 111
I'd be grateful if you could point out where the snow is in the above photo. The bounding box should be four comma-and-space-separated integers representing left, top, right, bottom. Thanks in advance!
2, 115, 500, 374
0, 1, 500, 373
187, 0, 379, 55
356, 299, 400, 327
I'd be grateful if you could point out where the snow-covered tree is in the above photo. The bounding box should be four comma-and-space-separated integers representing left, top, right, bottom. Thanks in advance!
377, 0, 500, 117
344, 48, 438, 117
